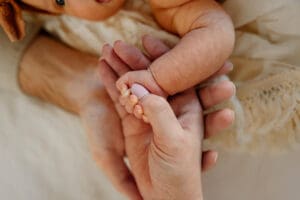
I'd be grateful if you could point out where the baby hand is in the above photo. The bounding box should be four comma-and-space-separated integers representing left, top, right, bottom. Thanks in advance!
101, 40, 168, 122
117, 69, 167, 122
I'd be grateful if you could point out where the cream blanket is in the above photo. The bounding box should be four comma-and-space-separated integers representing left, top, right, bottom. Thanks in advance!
0, 24, 125, 199
41, 0, 300, 153
0, 0, 300, 199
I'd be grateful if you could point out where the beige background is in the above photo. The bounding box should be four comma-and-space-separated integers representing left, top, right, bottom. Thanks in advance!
203, 151, 300, 200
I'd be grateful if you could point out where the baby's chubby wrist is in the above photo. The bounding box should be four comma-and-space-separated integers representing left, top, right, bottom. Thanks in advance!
116, 68, 168, 98
115, 69, 168, 123
146, 68, 169, 97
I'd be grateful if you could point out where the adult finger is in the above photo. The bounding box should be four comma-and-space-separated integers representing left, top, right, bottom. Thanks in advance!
142, 35, 170, 60
81, 106, 142, 200
139, 93, 183, 144
168, 90, 203, 134
202, 151, 218, 172
199, 80, 235, 109
101, 44, 130, 76
98, 60, 119, 102
113, 40, 151, 70
207, 61, 233, 81
98, 60, 126, 117
93, 151, 142, 200
205, 108, 234, 138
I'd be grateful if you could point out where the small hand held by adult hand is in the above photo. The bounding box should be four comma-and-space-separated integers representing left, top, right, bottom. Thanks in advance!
99, 35, 235, 200
125, 87, 204, 200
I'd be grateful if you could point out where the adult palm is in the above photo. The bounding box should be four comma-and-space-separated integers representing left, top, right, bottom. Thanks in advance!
100, 59, 203, 199
98, 36, 235, 200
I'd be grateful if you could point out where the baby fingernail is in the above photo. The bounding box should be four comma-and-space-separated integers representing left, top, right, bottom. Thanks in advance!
142, 115, 149, 123
135, 105, 143, 114
130, 95, 138, 104
131, 84, 149, 99
120, 84, 128, 92
122, 90, 130, 97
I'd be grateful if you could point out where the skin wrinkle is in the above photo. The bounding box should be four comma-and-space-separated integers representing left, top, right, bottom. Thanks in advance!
139, 0, 234, 95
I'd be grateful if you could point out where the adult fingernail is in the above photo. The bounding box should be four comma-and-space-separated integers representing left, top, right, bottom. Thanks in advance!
131, 83, 149, 99
225, 61, 234, 71
230, 82, 236, 95
102, 43, 110, 52
213, 152, 218, 163
113, 40, 123, 47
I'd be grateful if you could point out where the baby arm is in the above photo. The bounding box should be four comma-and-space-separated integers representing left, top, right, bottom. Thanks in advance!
101, 36, 234, 122
116, 0, 235, 96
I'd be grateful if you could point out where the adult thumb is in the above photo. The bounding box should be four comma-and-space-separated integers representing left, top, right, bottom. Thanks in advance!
131, 84, 182, 143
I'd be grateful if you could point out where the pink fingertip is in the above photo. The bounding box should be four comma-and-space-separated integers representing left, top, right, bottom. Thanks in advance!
130, 95, 138, 104
224, 61, 234, 71
101, 43, 110, 53
131, 84, 150, 99
113, 40, 123, 48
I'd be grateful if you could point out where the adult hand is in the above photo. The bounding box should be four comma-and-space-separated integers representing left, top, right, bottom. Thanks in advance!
126, 88, 204, 200
99, 35, 235, 199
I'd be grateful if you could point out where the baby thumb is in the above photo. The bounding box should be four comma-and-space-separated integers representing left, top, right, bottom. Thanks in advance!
131, 84, 182, 142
